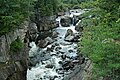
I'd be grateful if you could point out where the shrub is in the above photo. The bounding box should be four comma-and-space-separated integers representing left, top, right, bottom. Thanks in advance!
10, 37, 23, 52
0, 0, 34, 36
79, 0, 120, 79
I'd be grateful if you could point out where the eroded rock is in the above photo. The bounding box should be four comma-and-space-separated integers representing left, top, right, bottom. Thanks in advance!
60, 17, 71, 27
45, 64, 54, 68
52, 31, 59, 38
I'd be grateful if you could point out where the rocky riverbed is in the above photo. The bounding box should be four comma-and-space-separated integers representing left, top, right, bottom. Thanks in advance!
27, 9, 87, 80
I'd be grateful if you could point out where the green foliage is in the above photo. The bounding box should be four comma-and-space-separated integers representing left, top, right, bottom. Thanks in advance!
80, 0, 120, 79
34, 0, 58, 16
10, 37, 23, 52
79, 0, 98, 9
0, 0, 34, 35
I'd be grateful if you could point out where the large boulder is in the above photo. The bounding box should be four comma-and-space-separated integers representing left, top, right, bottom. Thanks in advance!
37, 40, 49, 48
64, 35, 74, 42
60, 17, 71, 27
45, 37, 54, 44
73, 16, 80, 26
75, 22, 83, 32
64, 29, 80, 42
62, 60, 74, 70
37, 37, 54, 48
64, 29, 74, 41
52, 31, 59, 38
65, 29, 73, 38
36, 16, 57, 31
45, 64, 54, 68
72, 33, 80, 42
28, 23, 38, 41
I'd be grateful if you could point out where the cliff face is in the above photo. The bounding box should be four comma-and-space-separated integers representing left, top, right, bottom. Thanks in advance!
64, 60, 92, 80
0, 21, 29, 80
35, 16, 57, 31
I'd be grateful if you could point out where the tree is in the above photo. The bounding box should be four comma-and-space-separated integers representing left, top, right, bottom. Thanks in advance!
0, 0, 34, 35
34, 0, 58, 17
80, 0, 120, 79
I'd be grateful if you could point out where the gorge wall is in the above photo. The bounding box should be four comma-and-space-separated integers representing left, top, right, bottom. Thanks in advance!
0, 9, 93, 80
0, 15, 58, 80
0, 21, 29, 80
35, 15, 58, 31
64, 59, 92, 80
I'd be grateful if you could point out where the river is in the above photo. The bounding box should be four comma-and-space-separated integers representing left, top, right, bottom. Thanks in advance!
27, 9, 85, 80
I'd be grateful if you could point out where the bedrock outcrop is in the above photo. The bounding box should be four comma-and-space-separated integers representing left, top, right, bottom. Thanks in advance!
0, 21, 30, 80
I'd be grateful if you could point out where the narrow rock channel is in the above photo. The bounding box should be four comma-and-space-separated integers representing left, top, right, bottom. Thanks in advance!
27, 9, 85, 80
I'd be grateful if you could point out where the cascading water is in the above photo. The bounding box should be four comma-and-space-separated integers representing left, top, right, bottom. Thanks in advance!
27, 9, 85, 80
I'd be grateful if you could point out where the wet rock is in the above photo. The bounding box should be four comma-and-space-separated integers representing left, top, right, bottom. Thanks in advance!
58, 51, 65, 54
73, 16, 80, 26
56, 52, 60, 54
52, 31, 59, 38
61, 60, 75, 71
46, 47, 53, 52
29, 58, 39, 66
30, 52, 51, 65
45, 37, 54, 44
45, 64, 54, 68
74, 33, 80, 38
52, 43, 59, 47
60, 17, 71, 27
68, 49, 74, 53
58, 61, 63, 64
37, 39, 49, 48
57, 68, 63, 71
56, 21, 59, 27
51, 44, 55, 49
75, 22, 83, 32
64, 29, 81, 42
70, 33, 80, 42
54, 43, 59, 46
37, 37, 54, 48
55, 46, 62, 51
59, 37, 62, 39
64, 71, 71, 75
69, 53, 78, 60
51, 44, 55, 48
60, 42, 73, 46
64, 29, 75, 42
61, 55, 67, 60
65, 29, 73, 38
64, 35, 74, 42
72, 60, 80, 63
58, 70, 64, 74
50, 76, 58, 80
80, 57, 85, 64
51, 54, 57, 56
29, 34, 38, 42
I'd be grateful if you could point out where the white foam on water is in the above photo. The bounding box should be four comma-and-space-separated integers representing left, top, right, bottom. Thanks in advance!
29, 42, 39, 57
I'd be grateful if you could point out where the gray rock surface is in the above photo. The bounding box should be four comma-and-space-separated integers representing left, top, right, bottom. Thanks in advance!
37, 40, 49, 48
75, 22, 83, 32
60, 17, 71, 27
36, 16, 57, 31
0, 21, 29, 80
52, 31, 59, 38
28, 22, 38, 41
